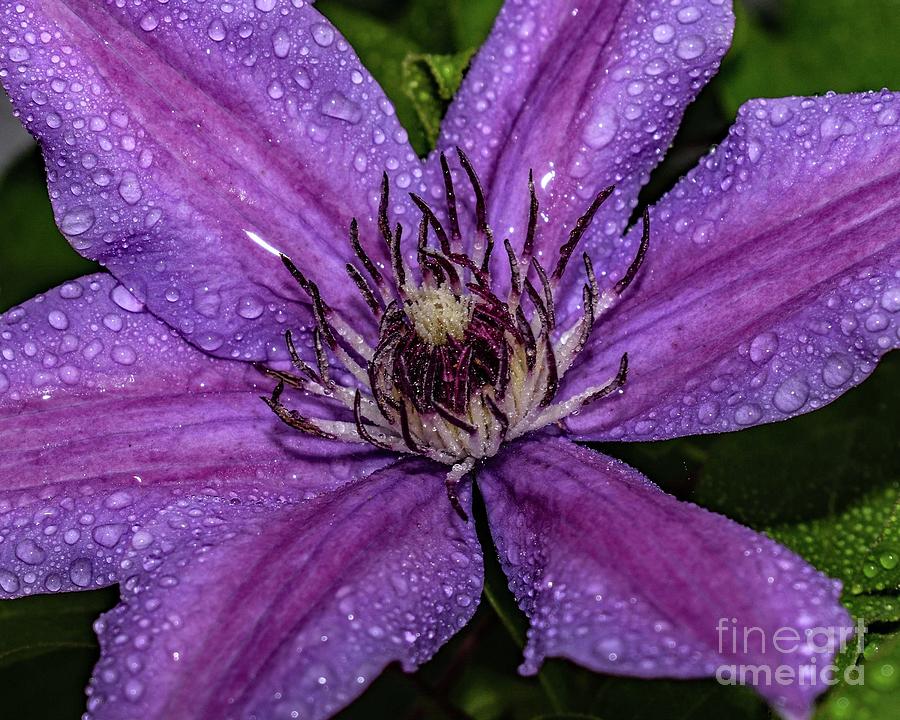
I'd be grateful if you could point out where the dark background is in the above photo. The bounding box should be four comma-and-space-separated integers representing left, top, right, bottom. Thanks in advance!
0, 1, 898, 718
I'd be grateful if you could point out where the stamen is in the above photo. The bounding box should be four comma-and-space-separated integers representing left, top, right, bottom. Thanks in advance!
614, 208, 650, 295
530, 258, 556, 330
346, 263, 383, 315
440, 153, 462, 248
552, 185, 614, 282
260, 153, 648, 514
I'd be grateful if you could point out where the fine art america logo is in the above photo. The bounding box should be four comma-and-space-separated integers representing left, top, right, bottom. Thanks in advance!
715, 617, 867, 687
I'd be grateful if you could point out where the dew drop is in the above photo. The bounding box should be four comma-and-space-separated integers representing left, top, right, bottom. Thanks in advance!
131, 530, 155, 550
92, 523, 127, 548
8, 46, 30, 63
15, 539, 47, 565
749, 332, 778, 365
0, 570, 20, 593
734, 403, 762, 426
321, 92, 362, 123
582, 106, 618, 149
272, 28, 291, 58
139, 13, 159, 31
236, 295, 265, 319
675, 35, 706, 60
59, 207, 96, 236
111, 345, 138, 366
652, 24, 674, 43
70, 558, 93, 588
311, 23, 334, 47
111, 285, 145, 313
773, 376, 810, 414
48, 310, 69, 330
118, 172, 143, 205
822, 353, 854, 388
207, 19, 227, 42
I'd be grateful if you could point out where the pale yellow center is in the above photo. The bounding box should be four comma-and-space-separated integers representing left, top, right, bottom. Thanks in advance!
405, 287, 473, 346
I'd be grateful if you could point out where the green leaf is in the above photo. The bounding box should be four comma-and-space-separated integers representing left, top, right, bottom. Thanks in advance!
317, 1, 430, 153
816, 630, 900, 719
398, 0, 502, 53
0, 587, 118, 668
402, 49, 476, 148
0, 151, 100, 312
843, 596, 900, 624
694, 355, 900, 632
720, 0, 900, 115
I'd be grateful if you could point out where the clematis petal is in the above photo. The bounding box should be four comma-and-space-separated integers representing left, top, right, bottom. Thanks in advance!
0, 274, 391, 552
0, 0, 423, 360
480, 437, 853, 720
82, 456, 481, 720
438, 0, 733, 283
566, 90, 900, 440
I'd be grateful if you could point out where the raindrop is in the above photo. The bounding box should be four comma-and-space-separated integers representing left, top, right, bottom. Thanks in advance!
734, 404, 762, 426
822, 353, 854, 388
582, 106, 618, 149
652, 24, 674, 44
272, 28, 291, 58
139, 13, 159, 31
111, 285, 145, 313
311, 23, 334, 47
321, 92, 362, 123
48, 310, 69, 330
118, 172, 143, 205
92, 523, 127, 548
70, 558, 93, 588
207, 19, 227, 42
773, 376, 810, 414
237, 295, 265, 319
15, 539, 47, 565
0, 570, 20, 593
111, 345, 138, 366
675, 36, 706, 60
59, 207, 96, 236
749, 332, 778, 365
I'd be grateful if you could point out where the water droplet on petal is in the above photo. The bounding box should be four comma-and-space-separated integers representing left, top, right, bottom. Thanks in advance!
773, 376, 810, 414
15, 539, 47, 565
675, 35, 706, 60
92, 523, 127, 548
321, 92, 362, 123
59, 207, 95, 236
311, 23, 334, 47
822, 353, 854, 388
70, 558, 93, 588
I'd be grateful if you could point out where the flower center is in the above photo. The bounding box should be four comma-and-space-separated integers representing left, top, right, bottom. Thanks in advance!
260, 149, 648, 518
406, 287, 473, 346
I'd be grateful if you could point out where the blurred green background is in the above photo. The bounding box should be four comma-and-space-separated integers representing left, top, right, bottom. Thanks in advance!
1, 0, 898, 718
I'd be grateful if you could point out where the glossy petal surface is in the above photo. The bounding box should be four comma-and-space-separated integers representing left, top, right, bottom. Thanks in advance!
566, 91, 900, 440
0, 0, 423, 360
439, 0, 733, 289
480, 437, 853, 720
0, 273, 389, 496
85, 458, 481, 720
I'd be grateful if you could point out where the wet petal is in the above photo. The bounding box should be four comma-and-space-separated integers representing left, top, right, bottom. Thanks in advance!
84, 457, 481, 720
0, 275, 393, 598
438, 0, 733, 280
566, 91, 900, 440
480, 437, 852, 720
0, 0, 423, 360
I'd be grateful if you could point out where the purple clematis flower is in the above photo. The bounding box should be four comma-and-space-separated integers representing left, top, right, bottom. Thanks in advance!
1, 0, 897, 718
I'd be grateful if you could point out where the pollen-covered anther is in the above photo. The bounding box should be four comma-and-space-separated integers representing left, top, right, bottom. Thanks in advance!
261, 148, 649, 516
405, 287, 473, 346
